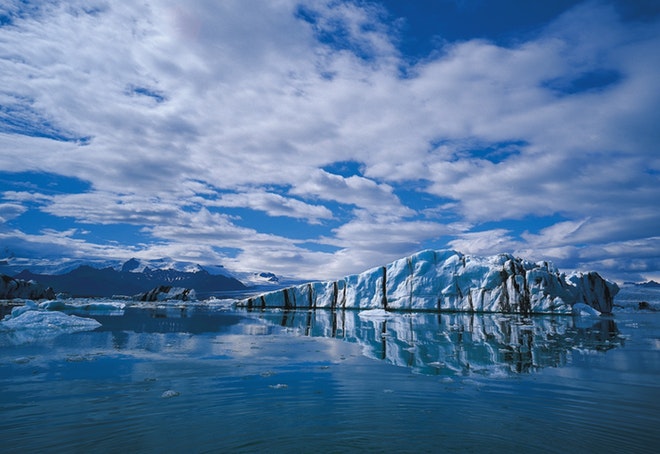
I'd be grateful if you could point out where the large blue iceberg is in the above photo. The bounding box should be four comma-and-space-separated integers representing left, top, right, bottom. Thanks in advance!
239, 250, 618, 314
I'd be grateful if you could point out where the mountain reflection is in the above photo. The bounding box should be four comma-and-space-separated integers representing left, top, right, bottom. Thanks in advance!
251, 310, 622, 376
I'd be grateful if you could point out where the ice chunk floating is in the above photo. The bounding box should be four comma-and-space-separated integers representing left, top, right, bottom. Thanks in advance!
0, 304, 101, 344
239, 250, 618, 314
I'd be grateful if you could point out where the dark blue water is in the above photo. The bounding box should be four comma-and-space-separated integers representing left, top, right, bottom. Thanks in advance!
1, 288, 659, 453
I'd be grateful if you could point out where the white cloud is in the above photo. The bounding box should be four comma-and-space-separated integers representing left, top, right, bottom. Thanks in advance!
447, 229, 520, 258
0, 0, 658, 281
42, 192, 182, 225
214, 191, 333, 224
291, 170, 414, 218
0, 203, 26, 222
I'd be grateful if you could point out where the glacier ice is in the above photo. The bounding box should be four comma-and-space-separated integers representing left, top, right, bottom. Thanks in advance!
239, 250, 618, 314
571, 303, 601, 316
0, 274, 55, 299
133, 286, 196, 302
1, 309, 101, 331
39, 299, 126, 315
358, 308, 393, 319
161, 390, 180, 399
0, 303, 101, 344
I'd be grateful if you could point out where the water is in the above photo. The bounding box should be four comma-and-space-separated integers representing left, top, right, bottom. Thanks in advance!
1, 287, 659, 453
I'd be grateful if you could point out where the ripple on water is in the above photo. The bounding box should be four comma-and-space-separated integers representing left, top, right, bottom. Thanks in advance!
0, 307, 658, 452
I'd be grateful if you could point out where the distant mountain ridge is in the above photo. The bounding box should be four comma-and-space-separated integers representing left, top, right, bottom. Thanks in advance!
15, 263, 246, 298
636, 280, 660, 288
0, 254, 237, 277
1, 254, 286, 290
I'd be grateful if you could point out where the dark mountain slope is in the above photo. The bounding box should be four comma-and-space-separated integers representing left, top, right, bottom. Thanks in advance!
15, 265, 246, 298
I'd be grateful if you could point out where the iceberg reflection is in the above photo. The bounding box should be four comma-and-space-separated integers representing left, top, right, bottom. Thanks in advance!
250, 309, 622, 376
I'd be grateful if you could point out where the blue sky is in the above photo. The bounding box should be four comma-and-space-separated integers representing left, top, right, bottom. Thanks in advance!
1, 0, 659, 282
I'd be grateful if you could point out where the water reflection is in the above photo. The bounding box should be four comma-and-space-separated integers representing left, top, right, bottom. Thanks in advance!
89, 306, 244, 334
250, 310, 622, 376
1, 301, 623, 377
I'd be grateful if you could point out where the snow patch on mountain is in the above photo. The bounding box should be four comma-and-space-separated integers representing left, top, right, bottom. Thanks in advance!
118, 258, 231, 276
2, 255, 235, 277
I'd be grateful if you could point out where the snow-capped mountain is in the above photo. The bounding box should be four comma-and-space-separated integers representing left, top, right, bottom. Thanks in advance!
239, 249, 618, 314
0, 257, 120, 276
115, 258, 287, 287
14, 261, 247, 298
117, 257, 234, 277
1, 254, 282, 290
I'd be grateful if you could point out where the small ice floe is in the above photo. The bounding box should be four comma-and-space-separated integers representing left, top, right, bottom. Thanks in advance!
4, 300, 39, 319
13, 356, 32, 364
572, 303, 601, 316
39, 300, 126, 315
0, 305, 101, 344
637, 301, 657, 311
66, 354, 91, 363
358, 309, 392, 320
161, 390, 180, 398
1, 308, 101, 332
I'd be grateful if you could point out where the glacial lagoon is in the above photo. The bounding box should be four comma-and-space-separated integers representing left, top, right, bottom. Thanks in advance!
1, 287, 659, 453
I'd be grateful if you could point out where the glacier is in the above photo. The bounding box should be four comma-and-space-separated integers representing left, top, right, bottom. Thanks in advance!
238, 250, 618, 314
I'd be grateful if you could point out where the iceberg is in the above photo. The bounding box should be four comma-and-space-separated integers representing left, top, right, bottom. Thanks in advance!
39, 299, 126, 315
0, 302, 101, 344
1, 309, 101, 331
0, 274, 55, 300
133, 286, 196, 302
358, 308, 393, 320
239, 250, 618, 314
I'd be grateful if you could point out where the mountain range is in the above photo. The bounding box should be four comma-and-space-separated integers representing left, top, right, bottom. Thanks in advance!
13, 262, 247, 298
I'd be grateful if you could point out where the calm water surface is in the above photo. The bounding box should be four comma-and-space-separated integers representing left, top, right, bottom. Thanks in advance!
1, 288, 659, 453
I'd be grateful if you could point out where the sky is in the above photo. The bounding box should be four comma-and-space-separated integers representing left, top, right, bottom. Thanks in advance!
0, 0, 659, 283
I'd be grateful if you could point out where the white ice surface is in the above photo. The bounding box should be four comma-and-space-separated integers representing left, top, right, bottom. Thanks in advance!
358, 309, 393, 319
613, 285, 660, 312
240, 249, 618, 313
39, 300, 126, 313
1, 309, 101, 331
1, 306, 101, 344
572, 303, 601, 316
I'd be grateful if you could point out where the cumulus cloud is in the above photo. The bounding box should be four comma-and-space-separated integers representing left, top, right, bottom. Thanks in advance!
0, 0, 658, 281
214, 191, 333, 224
291, 169, 414, 218
0, 203, 26, 223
